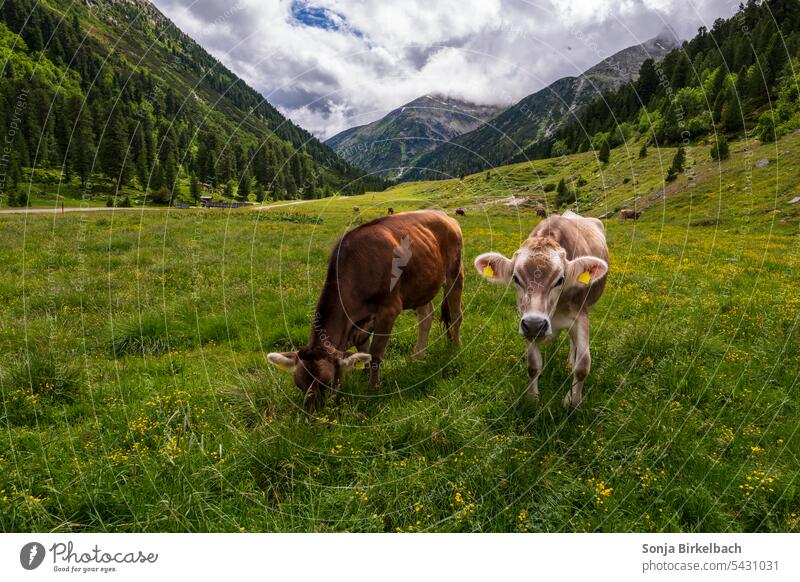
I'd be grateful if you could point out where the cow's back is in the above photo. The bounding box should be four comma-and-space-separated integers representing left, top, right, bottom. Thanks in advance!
532, 212, 607, 261
531, 212, 609, 309
327, 210, 462, 310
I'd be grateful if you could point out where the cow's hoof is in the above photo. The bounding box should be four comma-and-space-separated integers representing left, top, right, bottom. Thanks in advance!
525, 389, 539, 403
561, 392, 581, 410
411, 351, 426, 361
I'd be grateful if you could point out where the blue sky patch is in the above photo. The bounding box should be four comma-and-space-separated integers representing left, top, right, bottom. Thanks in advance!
289, 1, 368, 43
290, 1, 343, 31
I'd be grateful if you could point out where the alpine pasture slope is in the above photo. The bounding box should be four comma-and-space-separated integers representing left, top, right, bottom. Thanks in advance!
0, 134, 798, 533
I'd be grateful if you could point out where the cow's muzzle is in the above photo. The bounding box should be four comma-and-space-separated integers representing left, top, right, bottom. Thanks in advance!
520, 315, 550, 340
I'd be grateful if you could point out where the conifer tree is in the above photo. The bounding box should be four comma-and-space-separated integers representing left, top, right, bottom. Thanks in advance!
100, 109, 131, 185
71, 106, 96, 187
666, 146, 685, 182
190, 174, 201, 202
636, 59, 660, 104
711, 135, 730, 161
598, 139, 610, 164
238, 170, 250, 201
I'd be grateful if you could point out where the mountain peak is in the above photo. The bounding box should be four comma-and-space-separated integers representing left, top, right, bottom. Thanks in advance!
402, 34, 679, 182
326, 95, 504, 179
649, 27, 682, 50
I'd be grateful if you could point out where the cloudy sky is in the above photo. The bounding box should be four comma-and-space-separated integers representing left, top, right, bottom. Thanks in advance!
151, 0, 737, 140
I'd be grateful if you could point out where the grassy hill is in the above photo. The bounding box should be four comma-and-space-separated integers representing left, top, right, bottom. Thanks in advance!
323, 132, 800, 232
1, 131, 797, 532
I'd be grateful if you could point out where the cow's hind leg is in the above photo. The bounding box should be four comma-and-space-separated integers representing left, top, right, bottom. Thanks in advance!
367, 305, 401, 391
413, 302, 434, 360
526, 342, 543, 401
441, 262, 464, 347
563, 311, 590, 409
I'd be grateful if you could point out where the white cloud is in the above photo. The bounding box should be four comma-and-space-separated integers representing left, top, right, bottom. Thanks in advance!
151, 0, 737, 139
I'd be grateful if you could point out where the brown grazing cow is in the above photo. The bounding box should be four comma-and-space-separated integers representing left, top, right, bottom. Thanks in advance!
455, 208, 466, 216
619, 209, 641, 220
269, 210, 464, 411
387, 207, 394, 215
474, 211, 608, 409
535, 207, 547, 218
353, 206, 360, 213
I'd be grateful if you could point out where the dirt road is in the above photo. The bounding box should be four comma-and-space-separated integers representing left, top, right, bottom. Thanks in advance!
0, 199, 318, 215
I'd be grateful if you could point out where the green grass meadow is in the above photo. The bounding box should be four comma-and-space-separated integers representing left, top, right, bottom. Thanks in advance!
1, 136, 799, 532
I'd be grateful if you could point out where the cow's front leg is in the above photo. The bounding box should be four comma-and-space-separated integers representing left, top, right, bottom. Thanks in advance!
356, 336, 371, 377
367, 306, 401, 391
330, 377, 343, 406
563, 311, 590, 409
413, 302, 434, 360
568, 338, 576, 369
349, 318, 374, 377
356, 337, 371, 352
526, 341, 542, 401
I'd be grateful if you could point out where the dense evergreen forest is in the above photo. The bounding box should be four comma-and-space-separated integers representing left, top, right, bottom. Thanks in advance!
0, 0, 385, 207
524, 0, 800, 162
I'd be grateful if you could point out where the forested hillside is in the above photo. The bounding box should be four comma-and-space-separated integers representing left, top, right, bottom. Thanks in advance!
402, 34, 678, 181
401, 0, 800, 182
524, 0, 800, 161
0, 0, 385, 208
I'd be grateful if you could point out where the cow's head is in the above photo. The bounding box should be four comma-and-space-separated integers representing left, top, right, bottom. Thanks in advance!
475, 237, 607, 340
267, 347, 371, 411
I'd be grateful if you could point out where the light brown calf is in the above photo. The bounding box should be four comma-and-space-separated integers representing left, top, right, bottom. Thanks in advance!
475, 211, 609, 408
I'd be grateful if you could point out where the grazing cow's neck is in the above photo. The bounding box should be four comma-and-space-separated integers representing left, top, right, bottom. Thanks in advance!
308, 280, 350, 352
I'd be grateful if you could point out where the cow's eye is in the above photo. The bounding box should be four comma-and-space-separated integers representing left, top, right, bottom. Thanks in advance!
512, 274, 522, 286
554, 275, 565, 287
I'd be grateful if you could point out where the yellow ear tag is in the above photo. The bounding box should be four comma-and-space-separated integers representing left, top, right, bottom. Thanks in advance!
354, 361, 365, 370
278, 361, 294, 370
578, 271, 591, 285
482, 265, 494, 278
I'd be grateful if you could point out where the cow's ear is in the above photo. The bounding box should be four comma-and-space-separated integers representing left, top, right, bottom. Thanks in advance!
268, 352, 298, 372
338, 352, 371, 373
566, 256, 608, 287
474, 252, 512, 283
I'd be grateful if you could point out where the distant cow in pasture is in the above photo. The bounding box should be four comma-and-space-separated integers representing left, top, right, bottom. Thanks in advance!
353, 206, 360, 213
455, 208, 466, 216
475, 210, 608, 409
387, 207, 394, 215
535, 207, 547, 218
269, 210, 464, 412
619, 209, 641, 220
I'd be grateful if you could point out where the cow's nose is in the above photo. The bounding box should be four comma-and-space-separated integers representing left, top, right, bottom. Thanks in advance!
520, 315, 549, 339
